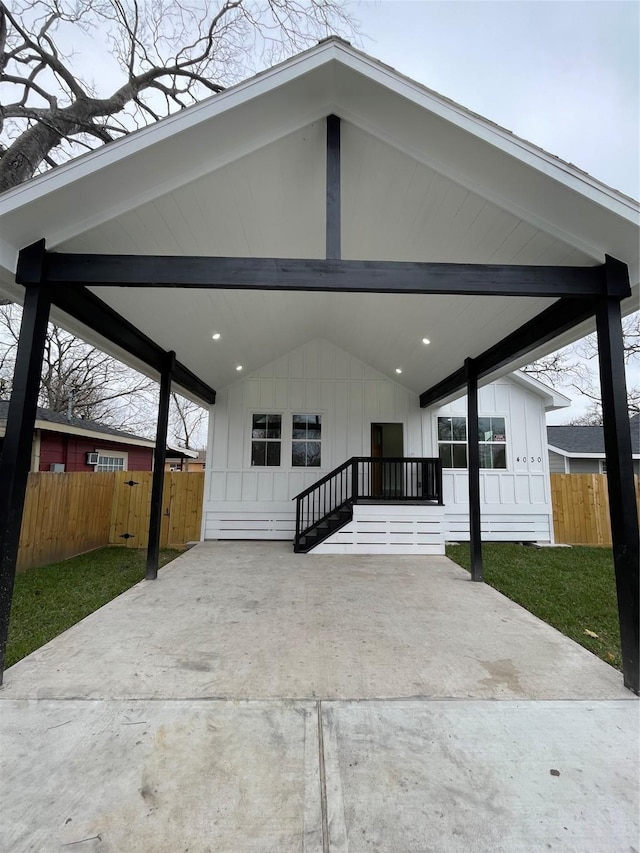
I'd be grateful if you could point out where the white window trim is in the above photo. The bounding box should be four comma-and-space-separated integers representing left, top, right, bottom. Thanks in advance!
291, 412, 323, 469
246, 409, 328, 470
93, 449, 128, 472
247, 411, 284, 469
434, 413, 509, 471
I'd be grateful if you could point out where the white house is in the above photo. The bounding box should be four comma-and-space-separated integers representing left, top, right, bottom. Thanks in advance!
204, 338, 569, 553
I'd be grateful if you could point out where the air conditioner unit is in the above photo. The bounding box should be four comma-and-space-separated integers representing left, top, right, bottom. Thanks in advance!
50, 463, 65, 473
86, 452, 99, 465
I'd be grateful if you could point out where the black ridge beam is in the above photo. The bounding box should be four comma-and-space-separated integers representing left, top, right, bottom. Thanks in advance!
465, 358, 483, 582
146, 351, 175, 581
420, 296, 596, 407
595, 294, 639, 694
31, 253, 624, 299
47, 283, 216, 405
0, 281, 51, 685
326, 114, 341, 260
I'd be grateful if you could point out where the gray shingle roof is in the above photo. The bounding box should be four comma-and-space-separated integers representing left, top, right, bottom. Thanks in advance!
0, 401, 152, 444
548, 415, 639, 455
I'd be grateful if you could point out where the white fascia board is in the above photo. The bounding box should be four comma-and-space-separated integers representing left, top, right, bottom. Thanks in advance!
509, 371, 572, 411
33, 419, 155, 447
547, 444, 640, 460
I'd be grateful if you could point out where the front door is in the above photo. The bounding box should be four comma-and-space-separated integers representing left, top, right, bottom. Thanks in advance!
370, 423, 404, 497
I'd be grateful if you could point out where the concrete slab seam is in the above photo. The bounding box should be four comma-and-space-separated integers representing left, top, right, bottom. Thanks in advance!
317, 701, 330, 853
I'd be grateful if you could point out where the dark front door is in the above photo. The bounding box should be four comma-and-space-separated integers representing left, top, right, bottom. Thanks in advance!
370, 423, 404, 497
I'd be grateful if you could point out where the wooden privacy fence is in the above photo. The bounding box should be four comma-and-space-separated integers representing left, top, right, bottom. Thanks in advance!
550, 473, 640, 546
17, 471, 205, 571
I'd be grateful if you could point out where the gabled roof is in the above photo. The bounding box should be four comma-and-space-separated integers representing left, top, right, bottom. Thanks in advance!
0, 38, 638, 401
548, 417, 640, 458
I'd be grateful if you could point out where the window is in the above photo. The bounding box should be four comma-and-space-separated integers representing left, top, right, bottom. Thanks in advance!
94, 451, 127, 472
477, 417, 507, 469
437, 416, 507, 469
292, 414, 322, 467
251, 414, 281, 466
437, 416, 467, 469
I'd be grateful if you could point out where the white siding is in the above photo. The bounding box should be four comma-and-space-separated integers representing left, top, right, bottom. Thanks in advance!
426, 379, 553, 542
203, 340, 554, 544
204, 339, 420, 539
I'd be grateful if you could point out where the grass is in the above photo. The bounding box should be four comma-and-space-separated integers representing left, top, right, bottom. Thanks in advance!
445, 543, 621, 670
6, 547, 181, 669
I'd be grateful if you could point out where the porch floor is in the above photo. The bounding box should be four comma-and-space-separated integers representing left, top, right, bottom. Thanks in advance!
1, 541, 637, 851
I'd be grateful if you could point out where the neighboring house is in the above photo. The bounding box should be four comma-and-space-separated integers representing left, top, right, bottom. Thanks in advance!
0, 401, 155, 472
548, 414, 640, 477
165, 448, 205, 472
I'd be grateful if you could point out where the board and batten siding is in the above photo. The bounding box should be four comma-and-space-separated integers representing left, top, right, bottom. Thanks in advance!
202, 339, 554, 543
425, 378, 553, 542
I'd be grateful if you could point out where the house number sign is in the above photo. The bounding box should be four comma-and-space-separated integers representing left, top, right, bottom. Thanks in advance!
515, 456, 542, 463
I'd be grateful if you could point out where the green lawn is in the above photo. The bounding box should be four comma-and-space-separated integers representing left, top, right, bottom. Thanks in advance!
6, 547, 181, 669
446, 543, 621, 670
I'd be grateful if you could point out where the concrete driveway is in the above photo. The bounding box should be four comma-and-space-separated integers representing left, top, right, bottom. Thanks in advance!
1, 542, 637, 851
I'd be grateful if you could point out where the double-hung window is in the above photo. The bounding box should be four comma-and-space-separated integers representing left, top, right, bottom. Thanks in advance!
291, 414, 322, 467
477, 417, 507, 469
437, 416, 467, 469
437, 416, 508, 469
251, 414, 282, 466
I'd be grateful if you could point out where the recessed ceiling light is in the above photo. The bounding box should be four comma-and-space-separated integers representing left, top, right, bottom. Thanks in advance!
422, 338, 431, 345
236, 365, 243, 371
395, 368, 403, 374
211, 332, 221, 340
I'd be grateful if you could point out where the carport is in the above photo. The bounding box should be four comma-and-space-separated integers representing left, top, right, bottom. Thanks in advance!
0, 38, 637, 695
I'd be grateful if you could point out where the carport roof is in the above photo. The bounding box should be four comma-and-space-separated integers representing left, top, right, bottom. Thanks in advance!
0, 37, 638, 402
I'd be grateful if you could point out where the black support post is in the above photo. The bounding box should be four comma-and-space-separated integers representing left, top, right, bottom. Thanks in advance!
465, 358, 483, 582
145, 351, 175, 581
326, 114, 341, 260
0, 280, 51, 684
595, 291, 639, 694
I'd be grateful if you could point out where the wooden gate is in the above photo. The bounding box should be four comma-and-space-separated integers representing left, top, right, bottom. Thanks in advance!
109, 471, 204, 549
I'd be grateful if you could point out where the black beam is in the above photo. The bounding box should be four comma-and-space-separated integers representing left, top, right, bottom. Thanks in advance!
326, 114, 341, 260
420, 296, 596, 407
0, 281, 51, 685
465, 358, 483, 582
146, 351, 175, 580
46, 281, 216, 405
30, 253, 626, 300
595, 292, 639, 694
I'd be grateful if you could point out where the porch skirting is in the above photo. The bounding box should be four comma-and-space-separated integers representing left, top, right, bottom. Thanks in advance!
204, 502, 552, 548
311, 504, 446, 555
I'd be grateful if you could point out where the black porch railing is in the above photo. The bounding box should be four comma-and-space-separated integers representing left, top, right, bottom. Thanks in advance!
293, 457, 443, 552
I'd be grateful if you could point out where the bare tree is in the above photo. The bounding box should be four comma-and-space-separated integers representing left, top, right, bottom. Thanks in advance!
523, 310, 640, 423
0, 302, 156, 431
169, 391, 207, 449
0, 0, 357, 191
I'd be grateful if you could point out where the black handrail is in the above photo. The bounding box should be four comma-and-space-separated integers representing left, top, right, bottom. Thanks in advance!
293, 457, 443, 550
